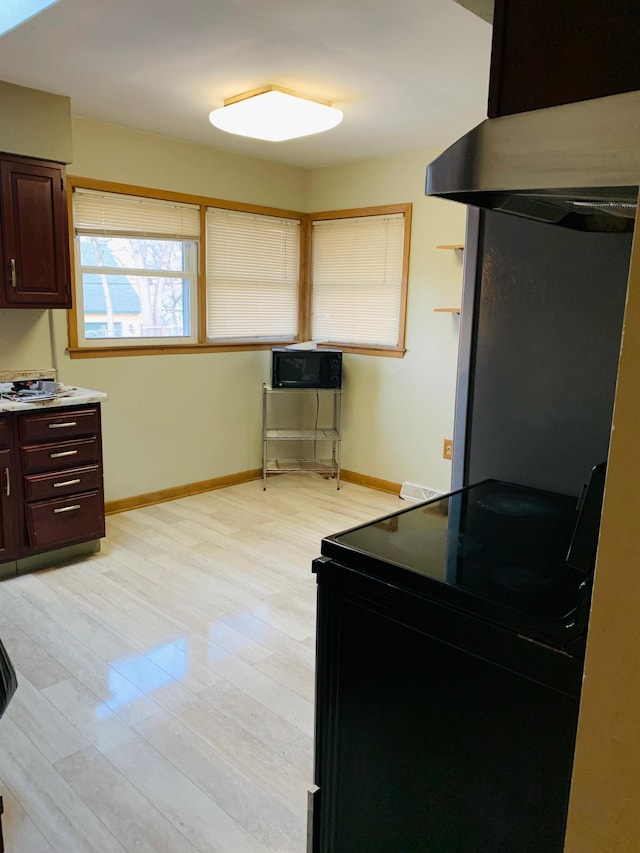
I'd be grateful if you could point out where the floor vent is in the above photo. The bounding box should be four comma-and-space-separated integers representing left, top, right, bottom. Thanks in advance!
399, 482, 443, 503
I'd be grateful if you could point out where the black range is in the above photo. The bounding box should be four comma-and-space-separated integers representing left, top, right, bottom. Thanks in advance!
309, 475, 603, 853
320, 478, 593, 657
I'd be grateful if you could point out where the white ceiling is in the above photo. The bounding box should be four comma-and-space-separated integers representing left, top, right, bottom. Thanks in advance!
0, 0, 493, 169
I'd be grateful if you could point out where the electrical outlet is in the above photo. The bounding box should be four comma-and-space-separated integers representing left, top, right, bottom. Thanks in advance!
443, 439, 453, 460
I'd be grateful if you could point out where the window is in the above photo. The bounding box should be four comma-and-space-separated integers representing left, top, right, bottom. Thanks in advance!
70, 182, 304, 355
72, 188, 200, 347
206, 207, 300, 342
69, 181, 410, 359
310, 205, 411, 352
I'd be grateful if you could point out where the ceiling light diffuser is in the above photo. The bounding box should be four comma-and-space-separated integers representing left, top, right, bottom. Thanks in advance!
209, 86, 343, 142
0, 0, 59, 36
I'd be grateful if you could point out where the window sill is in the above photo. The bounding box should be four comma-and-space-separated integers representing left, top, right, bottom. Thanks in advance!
67, 341, 281, 359
316, 344, 406, 358
68, 342, 407, 359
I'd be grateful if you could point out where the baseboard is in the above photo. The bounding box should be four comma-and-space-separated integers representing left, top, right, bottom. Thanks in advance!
340, 469, 401, 495
105, 467, 401, 515
105, 468, 262, 515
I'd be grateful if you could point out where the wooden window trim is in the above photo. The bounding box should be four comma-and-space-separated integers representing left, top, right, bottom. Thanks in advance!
67, 177, 410, 359
307, 202, 412, 353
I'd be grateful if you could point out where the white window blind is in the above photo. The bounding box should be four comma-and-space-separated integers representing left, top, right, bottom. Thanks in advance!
206, 207, 300, 342
311, 213, 405, 347
72, 188, 200, 239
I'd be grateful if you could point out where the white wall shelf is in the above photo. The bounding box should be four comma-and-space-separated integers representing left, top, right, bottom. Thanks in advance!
435, 243, 464, 311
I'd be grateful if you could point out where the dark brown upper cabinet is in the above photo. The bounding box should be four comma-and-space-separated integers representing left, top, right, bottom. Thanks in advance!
0, 154, 72, 308
489, 0, 640, 118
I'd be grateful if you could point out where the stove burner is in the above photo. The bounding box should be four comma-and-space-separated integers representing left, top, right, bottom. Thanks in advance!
455, 533, 484, 557
477, 488, 569, 518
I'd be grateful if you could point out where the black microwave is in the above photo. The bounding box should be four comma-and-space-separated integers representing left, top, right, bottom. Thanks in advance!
271, 348, 342, 389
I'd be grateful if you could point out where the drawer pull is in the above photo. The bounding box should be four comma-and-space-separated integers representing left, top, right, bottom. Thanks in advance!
10, 258, 16, 288
53, 478, 81, 488
53, 504, 81, 514
48, 422, 77, 429
3, 468, 9, 497
50, 450, 78, 458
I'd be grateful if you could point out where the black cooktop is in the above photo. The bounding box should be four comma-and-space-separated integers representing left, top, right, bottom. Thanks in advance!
320, 480, 591, 652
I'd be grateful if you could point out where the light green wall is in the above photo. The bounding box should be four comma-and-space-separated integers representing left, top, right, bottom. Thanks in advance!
307, 150, 466, 493
0, 116, 463, 502
0, 119, 307, 502
0, 80, 72, 163
69, 117, 306, 208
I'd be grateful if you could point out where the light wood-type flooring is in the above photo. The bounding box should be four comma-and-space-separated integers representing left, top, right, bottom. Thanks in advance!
0, 473, 403, 852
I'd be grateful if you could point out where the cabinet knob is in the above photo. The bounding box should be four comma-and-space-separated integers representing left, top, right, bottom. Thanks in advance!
3, 468, 9, 497
53, 504, 81, 514
10, 259, 16, 289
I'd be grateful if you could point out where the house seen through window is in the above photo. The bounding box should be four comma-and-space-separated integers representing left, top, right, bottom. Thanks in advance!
72, 189, 199, 347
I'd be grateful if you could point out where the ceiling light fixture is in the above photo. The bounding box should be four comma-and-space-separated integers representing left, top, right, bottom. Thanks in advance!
208, 86, 343, 142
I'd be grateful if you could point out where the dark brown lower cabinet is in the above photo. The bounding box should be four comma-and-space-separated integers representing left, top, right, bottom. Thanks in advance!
24, 491, 104, 552
0, 404, 105, 577
0, 447, 17, 563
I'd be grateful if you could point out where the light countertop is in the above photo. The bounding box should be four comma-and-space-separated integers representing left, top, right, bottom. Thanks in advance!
0, 385, 107, 413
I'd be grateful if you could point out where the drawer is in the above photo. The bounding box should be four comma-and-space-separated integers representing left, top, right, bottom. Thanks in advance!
21, 436, 101, 473
0, 416, 9, 448
18, 407, 100, 443
23, 464, 102, 502
25, 490, 105, 552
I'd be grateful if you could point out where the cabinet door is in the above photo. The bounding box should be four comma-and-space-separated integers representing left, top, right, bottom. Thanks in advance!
0, 156, 71, 308
488, 0, 640, 118
0, 448, 17, 562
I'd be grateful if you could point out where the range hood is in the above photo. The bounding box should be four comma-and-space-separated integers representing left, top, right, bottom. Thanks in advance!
426, 90, 640, 232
